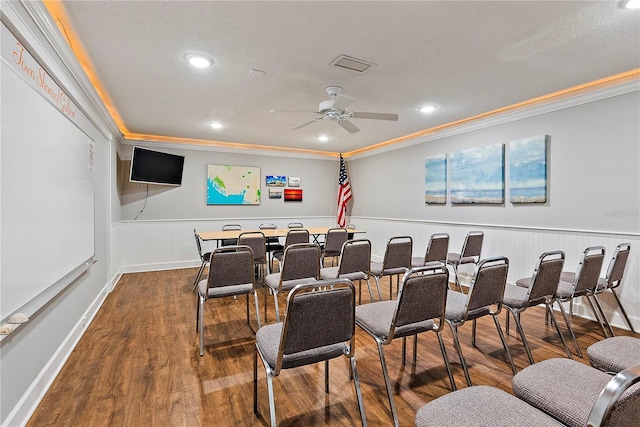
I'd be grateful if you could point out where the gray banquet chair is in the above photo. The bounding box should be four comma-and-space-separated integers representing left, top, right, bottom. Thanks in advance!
253, 280, 367, 427
320, 239, 378, 304
259, 223, 284, 271
555, 246, 606, 358
587, 336, 640, 374
192, 228, 212, 290
356, 265, 455, 427
444, 256, 516, 387
370, 236, 413, 300
272, 228, 310, 272
238, 231, 268, 278
195, 245, 260, 356
513, 358, 640, 427
446, 230, 483, 291
321, 227, 349, 267
415, 359, 640, 427
411, 232, 449, 268
220, 223, 242, 247
264, 242, 320, 322
503, 250, 571, 364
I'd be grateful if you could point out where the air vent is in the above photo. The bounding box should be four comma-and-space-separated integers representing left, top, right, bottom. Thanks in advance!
329, 55, 376, 74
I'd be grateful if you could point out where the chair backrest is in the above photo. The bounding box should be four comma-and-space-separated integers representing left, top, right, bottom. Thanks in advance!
460, 231, 484, 260
280, 243, 321, 282
587, 362, 640, 427
526, 250, 565, 301
324, 228, 349, 253
283, 229, 309, 248
465, 256, 509, 314
222, 223, 242, 231
572, 246, 606, 295
206, 245, 255, 291
259, 223, 280, 244
275, 280, 355, 373
288, 222, 304, 228
194, 229, 205, 260
391, 266, 449, 336
424, 233, 449, 263
383, 236, 413, 270
338, 239, 372, 276
238, 231, 266, 263
604, 243, 631, 288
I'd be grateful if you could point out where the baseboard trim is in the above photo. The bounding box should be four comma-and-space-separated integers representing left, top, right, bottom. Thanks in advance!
2, 280, 111, 427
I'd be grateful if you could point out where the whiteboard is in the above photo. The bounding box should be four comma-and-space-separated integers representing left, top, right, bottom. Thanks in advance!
1, 61, 95, 321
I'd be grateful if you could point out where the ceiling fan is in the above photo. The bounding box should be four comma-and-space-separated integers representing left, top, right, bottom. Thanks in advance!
272, 86, 398, 134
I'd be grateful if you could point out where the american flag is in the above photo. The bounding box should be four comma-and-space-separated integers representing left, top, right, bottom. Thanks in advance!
336, 154, 352, 227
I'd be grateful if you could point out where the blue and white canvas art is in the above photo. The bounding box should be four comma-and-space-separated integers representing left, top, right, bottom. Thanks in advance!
509, 135, 548, 204
450, 144, 504, 204
425, 154, 447, 204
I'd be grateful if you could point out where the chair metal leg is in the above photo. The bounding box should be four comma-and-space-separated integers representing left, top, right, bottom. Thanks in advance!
585, 294, 609, 338
546, 302, 573, 359
246, 293, 250, 325
610, 289, 636, 333
372, 275, 383, 301
199, 295, 205, 356
471, 318, 477, 347
592, 293, 615, 337
192, 261, 206, 292
505, 310, 511, 336
266, 370, 277, 427
350, 356, 368, 427
436, 331, 457, 391
253, 347, 259, 415
376, 340, 399, 427
195, 292, 200, 332
325, 360, 330, 393
447, 321, 472, 387
364, 278, 375, 303
254, 291, 262, 329
413, 334, 418, 365
492, 314, 517, 375
273, 291, 281, 322
507, 307, 535, 365
556, 300, 583, 358
401, 336, 406, 366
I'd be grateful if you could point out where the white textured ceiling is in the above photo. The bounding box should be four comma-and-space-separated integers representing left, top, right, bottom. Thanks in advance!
57, 1, 640, 154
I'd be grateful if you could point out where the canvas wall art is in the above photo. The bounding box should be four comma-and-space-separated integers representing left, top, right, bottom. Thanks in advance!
207, 165, 261, 205
284, 188, 302, 201
450, 144, 504, 204
268, 188, 282, 199
425, 154, 447, 204
288, 176, 301, 187
509, 135, 548, 204
266, 175, 286, 186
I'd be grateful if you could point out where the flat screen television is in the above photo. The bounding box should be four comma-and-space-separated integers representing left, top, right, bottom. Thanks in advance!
129, 147, 185, 186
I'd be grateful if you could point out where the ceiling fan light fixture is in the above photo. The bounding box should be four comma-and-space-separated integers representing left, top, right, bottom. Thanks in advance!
419, 104, 437, 114
208, 121, 224, 129
186, 54, 212, 68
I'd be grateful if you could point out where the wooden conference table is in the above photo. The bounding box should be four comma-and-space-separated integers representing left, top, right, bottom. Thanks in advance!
198, 226, 365, 246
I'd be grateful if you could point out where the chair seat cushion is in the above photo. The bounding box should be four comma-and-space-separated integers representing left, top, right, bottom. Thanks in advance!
320, 267, 367, 282
588, 336, 640, 373
198, 281, 253, 298
516, 277, 531, 288
370, 261, 407, 276
256, 322, 346, 370
446, 253, 476, 265
560, 271, 607, 292
415, 385, 564, 427
556, 280, 576, 299
445, 290, 489, 323
264, 273, 318, 292
512, 358, 635, 427
503, 283, 545, 309
356, 300, 435, 340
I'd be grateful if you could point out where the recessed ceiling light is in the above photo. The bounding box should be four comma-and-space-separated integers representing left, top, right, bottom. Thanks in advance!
419, 105, 437, 114
621, 0, 640, 9
187, 54, 212, 68
208, 121, 224, 129
318, 134, 330, 142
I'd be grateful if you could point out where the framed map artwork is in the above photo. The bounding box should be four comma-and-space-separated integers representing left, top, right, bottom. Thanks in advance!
207, 165, 261, 205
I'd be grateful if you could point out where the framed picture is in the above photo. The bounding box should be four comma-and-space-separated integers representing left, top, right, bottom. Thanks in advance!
268, 188, 282, 199
450, 144, 504, 204
266, 175, 287, 187
207, 165, 261, 205
509, 135, 549, 204
284, 188, 302, 201
425, 154, 447, 204
288, 176, 301, 187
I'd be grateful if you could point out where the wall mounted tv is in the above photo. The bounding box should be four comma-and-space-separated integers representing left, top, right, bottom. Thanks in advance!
129, 147, 185, 186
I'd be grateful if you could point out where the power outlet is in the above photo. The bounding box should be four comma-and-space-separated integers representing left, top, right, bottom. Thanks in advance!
82, 316, 88, 328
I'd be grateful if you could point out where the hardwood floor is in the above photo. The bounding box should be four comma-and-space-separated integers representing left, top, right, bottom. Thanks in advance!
27, 268, 637, 426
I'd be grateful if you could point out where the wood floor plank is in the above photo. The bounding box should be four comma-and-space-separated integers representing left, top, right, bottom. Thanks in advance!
26, 267, 638, 426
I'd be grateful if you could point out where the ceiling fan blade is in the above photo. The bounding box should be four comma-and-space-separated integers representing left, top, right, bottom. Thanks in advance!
338, 119, 361, 134
291, 119, 320, 130
331, 94, 354, 111
351, 112, 399, 121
